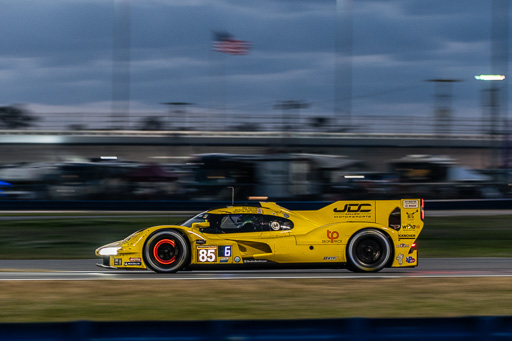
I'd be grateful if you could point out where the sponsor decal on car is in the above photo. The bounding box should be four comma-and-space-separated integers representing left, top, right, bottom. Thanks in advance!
219, 245, 232, 257
114, 258, 122, 266
323, 256, 337, 261
333, 203, 374, 220
396, 253, 404, 266
323, 230, 342, 244
406, 210, 418, 220
403, 200, 419, 209
398, 234, 416, 239
397, 243, 409, 248
123, 257, 142, 266
234, 256, 241, 263
334, 203, 372, 213
402, 224, 417, 230
219, 257, 230, 263
243, 259, 268, 263
406, 256, 416, 264
232, 207, 260, 214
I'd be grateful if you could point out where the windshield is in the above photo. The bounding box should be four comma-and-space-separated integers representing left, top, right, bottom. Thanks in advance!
179, 212, 209, 227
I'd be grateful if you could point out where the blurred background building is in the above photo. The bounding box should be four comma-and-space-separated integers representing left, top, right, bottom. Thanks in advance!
0, 0, 511, 204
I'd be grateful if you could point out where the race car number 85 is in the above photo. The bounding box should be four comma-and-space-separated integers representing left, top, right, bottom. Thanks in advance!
197, 246, 217, 262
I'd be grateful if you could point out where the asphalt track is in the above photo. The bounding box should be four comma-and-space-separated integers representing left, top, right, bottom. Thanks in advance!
0, 210, 510, 280
0, 258, 511, 280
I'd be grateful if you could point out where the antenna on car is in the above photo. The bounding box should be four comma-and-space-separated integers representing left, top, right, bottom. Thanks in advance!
228, 186, 234, 205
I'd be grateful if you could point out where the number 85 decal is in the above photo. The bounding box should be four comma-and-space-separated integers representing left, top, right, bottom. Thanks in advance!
197, 246, 217, 262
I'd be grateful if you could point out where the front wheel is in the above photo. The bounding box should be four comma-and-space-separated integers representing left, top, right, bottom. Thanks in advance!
346, 229, 391, 272
143, 229, 189, 273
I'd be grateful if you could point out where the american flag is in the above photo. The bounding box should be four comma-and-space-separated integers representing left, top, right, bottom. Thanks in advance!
212, 32, 251, 55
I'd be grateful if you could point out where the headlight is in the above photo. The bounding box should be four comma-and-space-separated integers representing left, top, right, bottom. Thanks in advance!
98, 246, 121, 256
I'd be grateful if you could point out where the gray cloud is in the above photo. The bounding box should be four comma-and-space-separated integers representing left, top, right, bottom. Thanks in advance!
0, 0, 507, 129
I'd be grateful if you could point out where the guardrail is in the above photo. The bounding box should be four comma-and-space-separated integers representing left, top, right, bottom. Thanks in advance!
0, 130, 499, 150
0, 108, 491, 134
0, 317, 511, 341
1, 199, 512, 211
0, 129, 496, 139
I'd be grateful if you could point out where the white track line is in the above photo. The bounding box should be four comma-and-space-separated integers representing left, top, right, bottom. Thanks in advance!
1, 272, 512, 281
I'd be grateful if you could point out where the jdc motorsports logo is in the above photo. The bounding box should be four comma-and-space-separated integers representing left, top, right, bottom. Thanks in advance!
333, 203, 372, 213
333, 203, 374, 220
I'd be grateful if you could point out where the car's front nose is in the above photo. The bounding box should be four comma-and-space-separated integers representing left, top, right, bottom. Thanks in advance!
95, 233, 148, 270
95, 241, 122, 257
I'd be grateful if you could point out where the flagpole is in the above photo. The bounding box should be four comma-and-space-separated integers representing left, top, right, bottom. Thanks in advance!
208, 40, 215, 131
221, 52, 227, 130
211, 31, 251, 131
210, 32, 228, 131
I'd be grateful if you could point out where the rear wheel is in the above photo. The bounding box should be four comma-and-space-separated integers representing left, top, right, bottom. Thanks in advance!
143, 229, 189, 273
346, 229, 391, 272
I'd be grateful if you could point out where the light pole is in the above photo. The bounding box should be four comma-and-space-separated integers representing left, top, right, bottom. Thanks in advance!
112, 0, 131, 130
475, 74, 506, 168
426, 79, 460, 136
273, 100, 310, 132
161, 102, 193, 131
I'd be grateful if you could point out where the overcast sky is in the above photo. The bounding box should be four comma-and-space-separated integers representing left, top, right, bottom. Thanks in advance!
0, 0, 509, 131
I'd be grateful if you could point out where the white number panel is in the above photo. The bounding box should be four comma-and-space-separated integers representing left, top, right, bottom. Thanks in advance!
197, 246, 217, 263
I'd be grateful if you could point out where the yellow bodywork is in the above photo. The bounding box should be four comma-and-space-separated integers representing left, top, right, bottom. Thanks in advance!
95, 199, 424, 272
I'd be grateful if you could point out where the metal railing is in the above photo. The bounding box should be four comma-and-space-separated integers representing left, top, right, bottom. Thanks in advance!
12, 109, 505, 137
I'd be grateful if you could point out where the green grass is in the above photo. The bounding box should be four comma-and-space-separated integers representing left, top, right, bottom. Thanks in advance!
419, 215, 512, 257
1, 278, 512, 322
0, 213, 511, 259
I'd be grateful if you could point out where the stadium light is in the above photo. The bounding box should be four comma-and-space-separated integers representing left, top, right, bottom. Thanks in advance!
474, 74, 506, 81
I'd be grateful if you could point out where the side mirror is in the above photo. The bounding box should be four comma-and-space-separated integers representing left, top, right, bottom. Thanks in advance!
192, 221, 210, 229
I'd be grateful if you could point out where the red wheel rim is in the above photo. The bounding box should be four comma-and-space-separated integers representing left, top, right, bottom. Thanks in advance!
153, 239, 176, 264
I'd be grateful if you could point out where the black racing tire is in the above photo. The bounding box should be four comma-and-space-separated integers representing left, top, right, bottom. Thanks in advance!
143, 229, 190, 273
346, 229, 392, 273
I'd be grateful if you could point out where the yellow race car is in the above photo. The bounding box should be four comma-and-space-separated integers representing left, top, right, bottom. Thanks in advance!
96, 199, 424, 273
